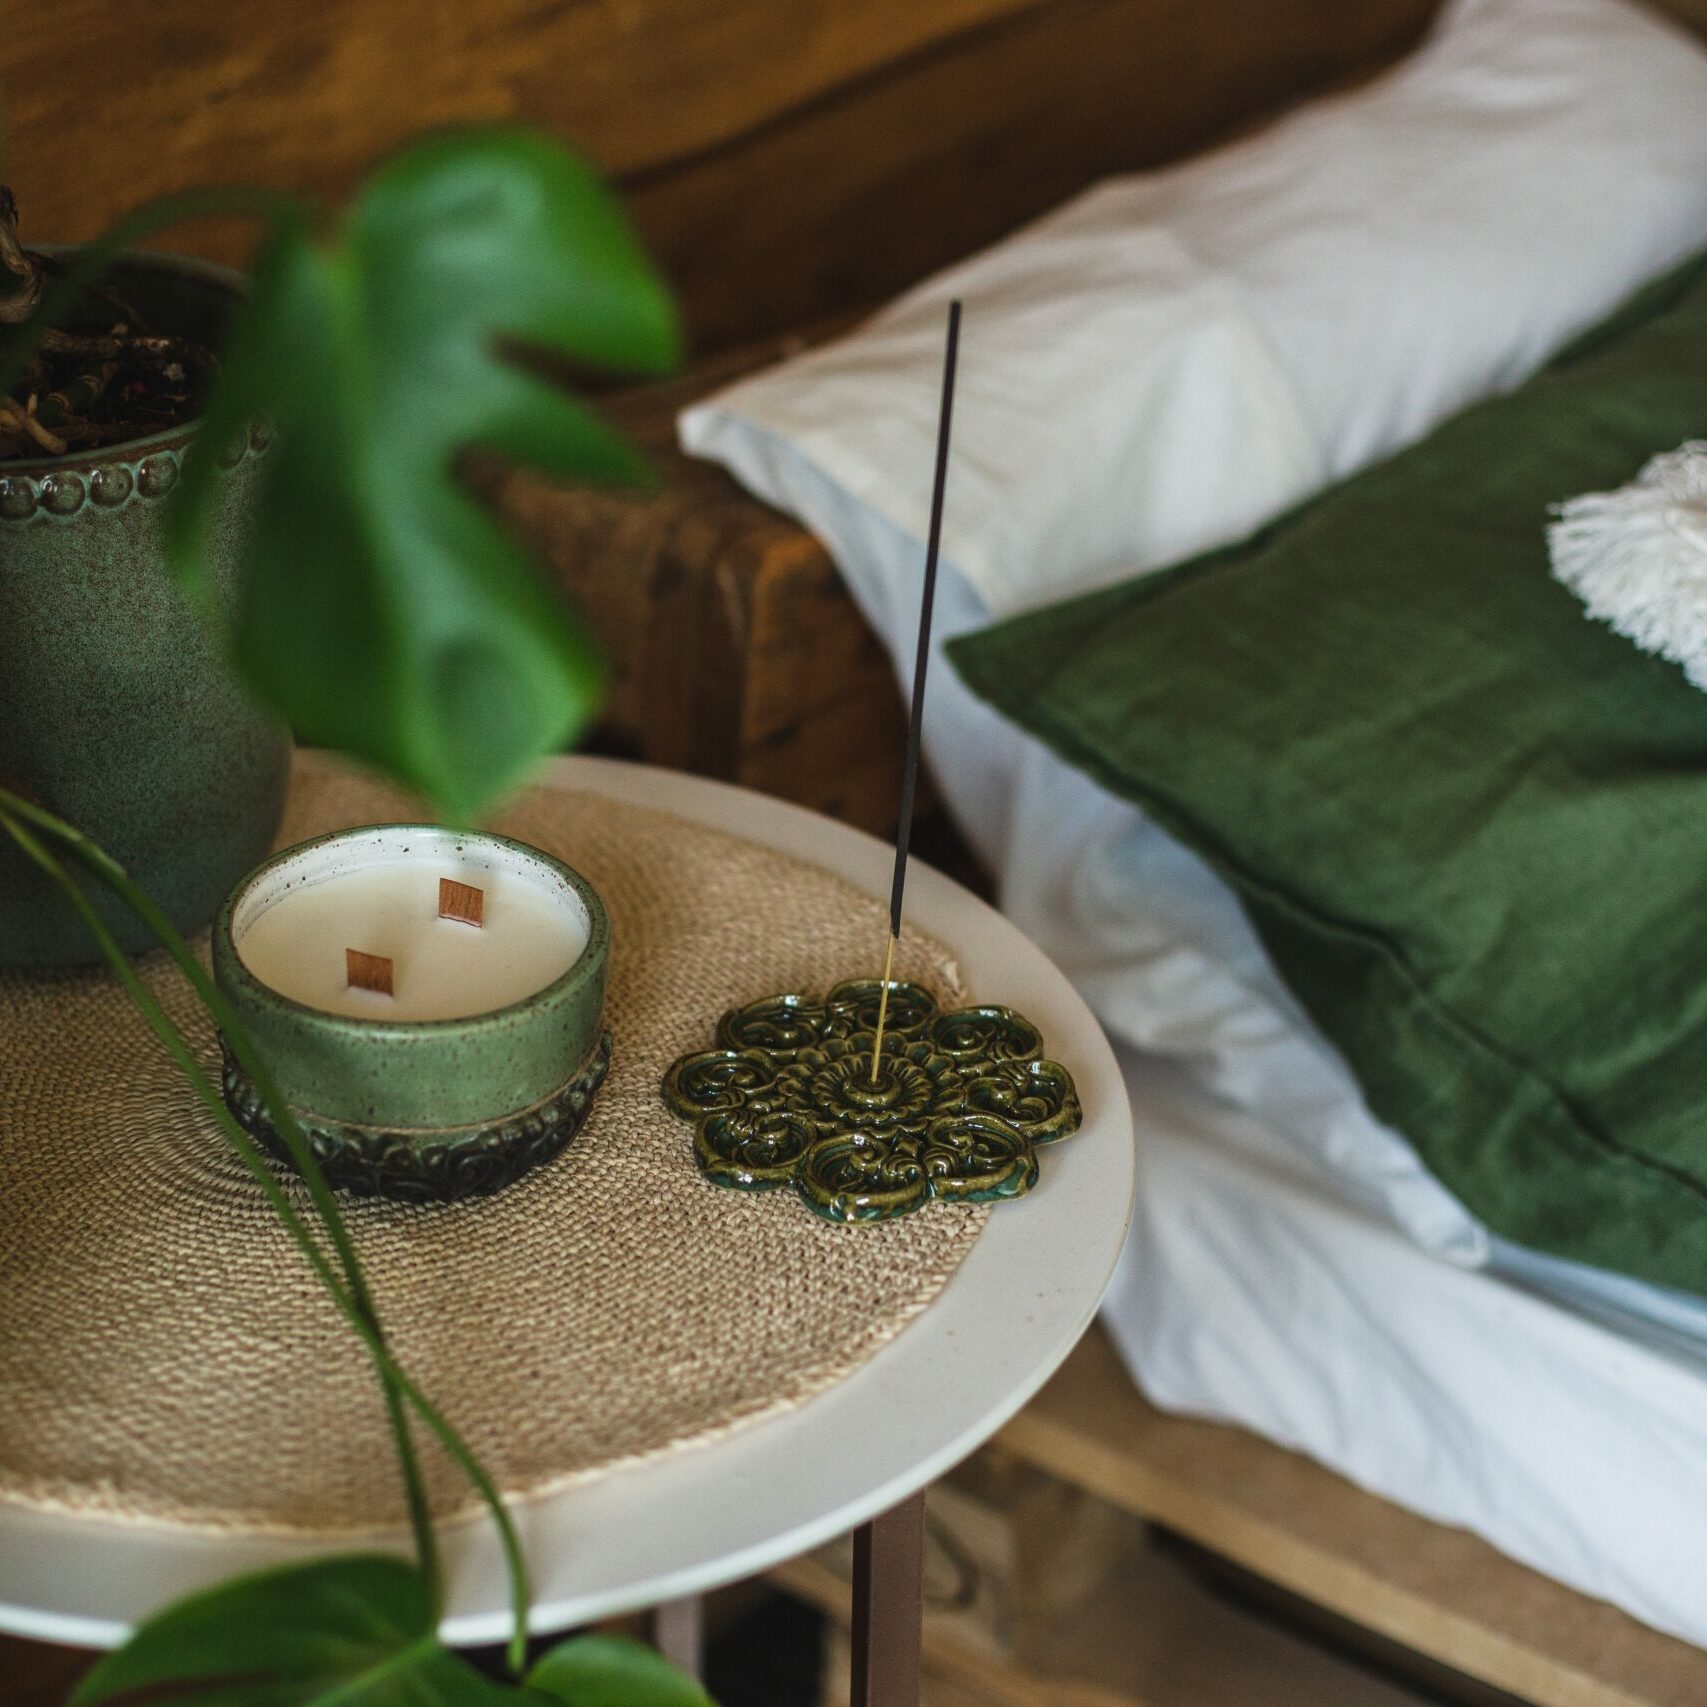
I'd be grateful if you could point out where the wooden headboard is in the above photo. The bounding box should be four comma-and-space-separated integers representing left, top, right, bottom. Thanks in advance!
7, 0, 1447, 357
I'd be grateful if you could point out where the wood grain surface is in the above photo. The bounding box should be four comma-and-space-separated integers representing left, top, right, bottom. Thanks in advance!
621, 0, 1438, 351
998, 1325, 1707, 1707
473, 312, 940, 841
4, 0, 1439, 353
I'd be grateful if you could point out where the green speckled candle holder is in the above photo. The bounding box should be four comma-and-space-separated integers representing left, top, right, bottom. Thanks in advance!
212, 825, 611, 1203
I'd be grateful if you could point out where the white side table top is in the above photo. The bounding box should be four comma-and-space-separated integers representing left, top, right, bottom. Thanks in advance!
0, 752, 1136, 1648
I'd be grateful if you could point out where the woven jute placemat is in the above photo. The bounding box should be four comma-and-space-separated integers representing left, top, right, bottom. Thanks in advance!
0, 758, 984, 1533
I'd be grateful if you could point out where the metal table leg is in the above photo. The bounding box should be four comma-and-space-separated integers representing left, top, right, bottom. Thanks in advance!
849, 1490, 925, 1707
649, 1595, 705, 1681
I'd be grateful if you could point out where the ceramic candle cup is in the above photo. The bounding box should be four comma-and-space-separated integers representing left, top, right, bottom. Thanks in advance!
212, 824, 611, 1203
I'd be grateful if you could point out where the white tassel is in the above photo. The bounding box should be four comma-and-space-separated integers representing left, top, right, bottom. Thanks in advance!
1549, 442, 1707, 690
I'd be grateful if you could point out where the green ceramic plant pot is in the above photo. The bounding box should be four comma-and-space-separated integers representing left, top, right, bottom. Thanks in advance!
0, 251, 290, 966
212, 824, 612, 1202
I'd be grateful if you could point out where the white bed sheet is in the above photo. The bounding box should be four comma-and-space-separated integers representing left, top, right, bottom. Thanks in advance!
799, 516, 1707, 1643
745, 468, 1707, 1642
751, 472, 1707, 1630
1111, 1047, 1707, 1650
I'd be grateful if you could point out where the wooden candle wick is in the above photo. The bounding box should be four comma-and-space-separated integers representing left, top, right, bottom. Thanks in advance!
439, 877, 485, 926
870, 299, 961, 1085
346, 948, 394, 996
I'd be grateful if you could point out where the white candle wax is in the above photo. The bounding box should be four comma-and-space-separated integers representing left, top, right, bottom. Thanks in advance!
238, 857, 588, 1022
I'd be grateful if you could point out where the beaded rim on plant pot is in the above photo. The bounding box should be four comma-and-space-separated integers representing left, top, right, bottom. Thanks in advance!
0, 421, 271, 522
662, 979, 1081, 1223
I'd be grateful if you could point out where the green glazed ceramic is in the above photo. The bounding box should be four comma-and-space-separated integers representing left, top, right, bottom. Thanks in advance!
213, 824, 611, 1203
663, 979, 1081, 1223
0, 251, 290, 966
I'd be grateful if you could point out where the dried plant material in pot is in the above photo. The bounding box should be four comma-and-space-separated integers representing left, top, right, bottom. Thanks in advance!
0, 190, 220, 460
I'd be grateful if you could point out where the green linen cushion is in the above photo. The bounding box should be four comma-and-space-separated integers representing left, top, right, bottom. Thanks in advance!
949, 251, 1707, 1296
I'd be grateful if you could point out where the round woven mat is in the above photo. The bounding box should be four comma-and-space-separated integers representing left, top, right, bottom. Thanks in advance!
0, 759, 984, 1534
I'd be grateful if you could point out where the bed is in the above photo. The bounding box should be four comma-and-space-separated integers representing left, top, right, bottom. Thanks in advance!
715, 266, 1707, 1663
795, 479, 1707, 1657
480, 1, 1707, 1699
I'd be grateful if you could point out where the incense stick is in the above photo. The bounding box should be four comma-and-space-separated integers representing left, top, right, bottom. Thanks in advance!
870, 298, 962, 1083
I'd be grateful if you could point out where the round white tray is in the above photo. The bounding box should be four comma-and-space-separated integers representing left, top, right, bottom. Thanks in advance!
0, 751, 1135, 1647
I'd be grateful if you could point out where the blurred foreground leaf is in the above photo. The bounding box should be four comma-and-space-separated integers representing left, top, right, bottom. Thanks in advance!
68, 1558, 718, 1706
69, 1556, 514, 1706
526, 1634, 715, 1706
169, 128, 679, 822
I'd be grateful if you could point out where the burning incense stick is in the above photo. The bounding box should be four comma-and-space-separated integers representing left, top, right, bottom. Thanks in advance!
870, 299, 962, 1083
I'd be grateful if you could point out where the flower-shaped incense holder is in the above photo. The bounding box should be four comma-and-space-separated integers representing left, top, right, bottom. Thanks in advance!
663, 979, 1081, 1223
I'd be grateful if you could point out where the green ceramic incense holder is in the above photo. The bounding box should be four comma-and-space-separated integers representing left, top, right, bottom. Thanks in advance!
213, 824, 611, 1203
663, 980, 1080, 1223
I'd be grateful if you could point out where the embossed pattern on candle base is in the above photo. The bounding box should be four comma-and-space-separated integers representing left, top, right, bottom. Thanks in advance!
221, 1030, 612, 1203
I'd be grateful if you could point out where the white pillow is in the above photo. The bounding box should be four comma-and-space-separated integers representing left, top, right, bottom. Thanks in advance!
677, 0, 1707, 1266
687, 214, 1321, 620
681, 0, 1707, 618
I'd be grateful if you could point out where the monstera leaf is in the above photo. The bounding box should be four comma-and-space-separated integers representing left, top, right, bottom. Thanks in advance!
169, 128, 679, 823
69, 1556, 514, 1706
526, 1635, 715, 1706
69, 1557, 716, 1706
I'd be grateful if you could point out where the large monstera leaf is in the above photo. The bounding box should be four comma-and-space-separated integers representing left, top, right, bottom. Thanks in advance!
69, 1557, 515, 1707
69, 1556, 716, 1705
169, 129, 679, 823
